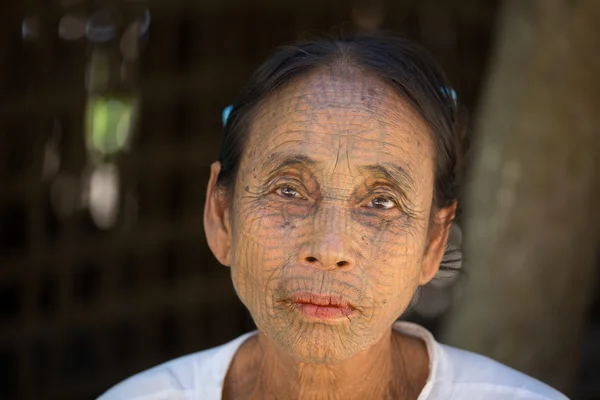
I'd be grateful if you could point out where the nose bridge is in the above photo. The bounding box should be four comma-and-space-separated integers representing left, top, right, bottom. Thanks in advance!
299, 202, 355, 270
318, 201, 354, 238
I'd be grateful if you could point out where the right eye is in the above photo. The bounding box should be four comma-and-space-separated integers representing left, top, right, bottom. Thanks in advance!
275, 185, 306, 200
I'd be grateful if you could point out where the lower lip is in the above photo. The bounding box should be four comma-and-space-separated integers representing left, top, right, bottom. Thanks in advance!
294, 303, 354, 320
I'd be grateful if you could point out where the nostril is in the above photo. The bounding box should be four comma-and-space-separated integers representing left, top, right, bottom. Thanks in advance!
336, 261, 349, 268
306, 257, 317, 263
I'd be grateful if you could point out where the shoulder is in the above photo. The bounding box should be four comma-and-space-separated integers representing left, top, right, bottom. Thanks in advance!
392, 321, 569, 400
97, 349, 220, 400
431, 343, 569, 400
96, 332, 256, 400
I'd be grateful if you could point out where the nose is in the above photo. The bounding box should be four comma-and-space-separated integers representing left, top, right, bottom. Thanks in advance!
298, 234, 355, 271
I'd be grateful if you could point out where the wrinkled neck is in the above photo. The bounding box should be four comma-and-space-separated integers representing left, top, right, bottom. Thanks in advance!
224, 327, 429, 400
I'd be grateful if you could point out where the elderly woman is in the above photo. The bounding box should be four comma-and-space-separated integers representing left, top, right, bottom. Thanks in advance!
100, 34, 568, 400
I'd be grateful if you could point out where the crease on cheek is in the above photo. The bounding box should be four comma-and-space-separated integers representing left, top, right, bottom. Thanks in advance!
363, 227, 421, 289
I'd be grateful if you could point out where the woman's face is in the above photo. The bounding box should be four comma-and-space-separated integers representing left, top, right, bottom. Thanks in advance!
207, 67, 451, 363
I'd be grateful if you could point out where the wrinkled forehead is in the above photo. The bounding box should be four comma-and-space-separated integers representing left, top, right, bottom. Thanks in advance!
245, 67, 435, 171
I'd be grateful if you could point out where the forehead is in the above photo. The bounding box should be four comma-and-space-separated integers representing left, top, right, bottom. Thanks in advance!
245, 67, 434, 172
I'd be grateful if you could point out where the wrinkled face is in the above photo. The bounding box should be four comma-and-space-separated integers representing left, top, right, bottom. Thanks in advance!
223, 67, 442, 363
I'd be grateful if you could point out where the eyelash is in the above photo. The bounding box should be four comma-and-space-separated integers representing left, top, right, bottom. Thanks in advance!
364, 194, 400, 211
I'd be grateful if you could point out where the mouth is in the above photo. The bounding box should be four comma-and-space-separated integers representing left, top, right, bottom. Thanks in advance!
288, 292, 356, 321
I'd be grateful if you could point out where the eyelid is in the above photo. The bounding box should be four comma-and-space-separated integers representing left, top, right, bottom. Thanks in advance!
365, 185, 401, 199
269, 176, 305, 189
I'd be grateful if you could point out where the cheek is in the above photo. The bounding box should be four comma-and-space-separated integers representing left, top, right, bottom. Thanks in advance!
362, 222, 427, 314
229, 203, 299, 309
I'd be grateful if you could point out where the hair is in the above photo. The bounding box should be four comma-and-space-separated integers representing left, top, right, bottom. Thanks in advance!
216, 32, 465, 212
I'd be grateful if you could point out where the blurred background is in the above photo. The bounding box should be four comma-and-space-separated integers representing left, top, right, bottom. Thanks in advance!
0, 0, 599, 399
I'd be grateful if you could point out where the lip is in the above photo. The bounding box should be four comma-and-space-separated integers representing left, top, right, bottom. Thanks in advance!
288, 292, 356, 321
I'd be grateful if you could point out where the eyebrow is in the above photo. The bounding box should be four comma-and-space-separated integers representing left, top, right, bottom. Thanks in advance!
263, 152, 415, 192
357, 163, 416, 192
266, 153, 317, 170
262, 152, 318, 180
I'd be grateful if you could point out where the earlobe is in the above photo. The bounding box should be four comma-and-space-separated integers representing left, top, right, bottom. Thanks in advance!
419, 202, 457, 285
203, 162, 232, 267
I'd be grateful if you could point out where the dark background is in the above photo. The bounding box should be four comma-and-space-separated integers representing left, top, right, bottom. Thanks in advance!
0, 1, 598, 399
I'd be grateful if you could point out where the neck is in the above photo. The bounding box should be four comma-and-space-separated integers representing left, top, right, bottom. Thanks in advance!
224, 326, 429, 400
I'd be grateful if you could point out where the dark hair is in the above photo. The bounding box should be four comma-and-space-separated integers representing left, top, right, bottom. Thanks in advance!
217, 32, 464, 210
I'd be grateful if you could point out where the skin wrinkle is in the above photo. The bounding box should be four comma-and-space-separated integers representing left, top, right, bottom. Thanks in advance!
255, 151, 420, 226
207, 66, 453, 400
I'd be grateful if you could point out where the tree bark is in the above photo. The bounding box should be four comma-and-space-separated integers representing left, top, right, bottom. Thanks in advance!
442, 0, 600, 394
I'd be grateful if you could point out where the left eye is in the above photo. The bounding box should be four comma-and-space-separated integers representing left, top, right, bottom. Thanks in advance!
367, 196, 397, 210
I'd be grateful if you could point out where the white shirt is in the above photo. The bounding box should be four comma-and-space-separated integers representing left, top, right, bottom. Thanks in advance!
98, 321, 569, 400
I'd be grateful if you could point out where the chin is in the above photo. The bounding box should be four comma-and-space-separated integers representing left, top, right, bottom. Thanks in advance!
266, 321, 373, 364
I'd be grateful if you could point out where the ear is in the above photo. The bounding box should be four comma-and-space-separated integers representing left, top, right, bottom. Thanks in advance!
419, 202, 457, 285
203, 162, 232, 267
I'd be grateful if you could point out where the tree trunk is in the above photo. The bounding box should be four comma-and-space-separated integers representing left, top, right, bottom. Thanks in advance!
442, 0, 600, 394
